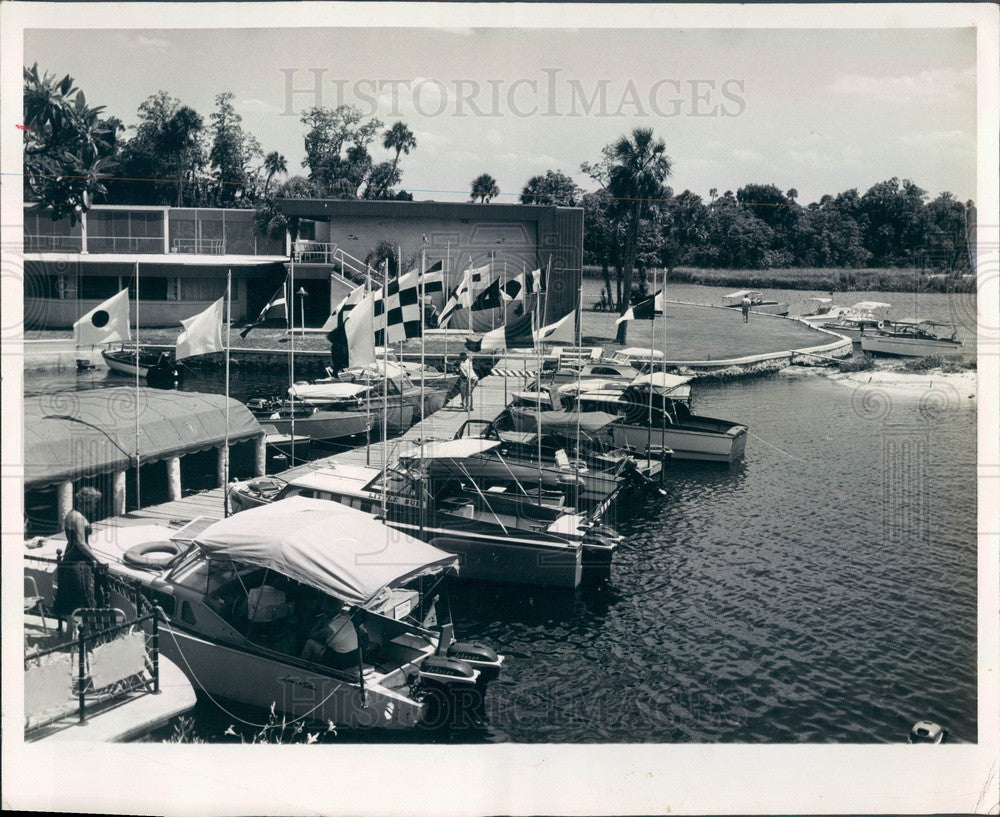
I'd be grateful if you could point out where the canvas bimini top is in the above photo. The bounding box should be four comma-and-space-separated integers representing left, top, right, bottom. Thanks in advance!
398, 438, 501, 461
193, 496, 459, 605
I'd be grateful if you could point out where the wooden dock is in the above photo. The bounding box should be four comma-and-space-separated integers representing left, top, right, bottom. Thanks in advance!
88, 355, 545, 532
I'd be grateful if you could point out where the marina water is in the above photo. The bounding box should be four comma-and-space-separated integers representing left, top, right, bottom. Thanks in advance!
23, 284, 978, 743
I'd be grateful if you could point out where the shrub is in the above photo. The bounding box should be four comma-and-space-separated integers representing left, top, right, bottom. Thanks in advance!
837, 353, 876, 373
901, 355, 945, 372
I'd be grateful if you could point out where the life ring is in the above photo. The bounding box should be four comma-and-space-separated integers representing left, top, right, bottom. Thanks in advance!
122, 540, 184, 570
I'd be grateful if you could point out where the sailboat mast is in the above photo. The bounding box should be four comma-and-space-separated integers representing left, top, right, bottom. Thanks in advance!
381, 261, 389, 517
289, 255, 296, 466
647, 268, 655, 459
420, 248, 426, 425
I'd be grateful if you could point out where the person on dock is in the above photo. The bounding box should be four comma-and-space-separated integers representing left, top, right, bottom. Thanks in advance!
458, 352, 478, 411
53, 487, 104, 633
741, 295, 752, 323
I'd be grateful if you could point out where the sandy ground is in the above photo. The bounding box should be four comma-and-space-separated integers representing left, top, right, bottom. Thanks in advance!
784, 363, 977, 403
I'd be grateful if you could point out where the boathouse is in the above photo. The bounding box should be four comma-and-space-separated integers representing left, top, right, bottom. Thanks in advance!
23, 199, 583, 329
23, 388, 265, 534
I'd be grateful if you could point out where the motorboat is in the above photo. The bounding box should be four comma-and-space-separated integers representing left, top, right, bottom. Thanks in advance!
821, 301, 892, 342
229, 458, 591, 589
859, 320, 964, 358
453, 418, 666, 511
247, 395, 378, 443
721, 290, 790, 316
260, 423, 312, 462
330, 360, 450, 418
102, 347, 161, 378
27, 499, 504, 731
798, 297, 845, 324
512, 373, 747, 464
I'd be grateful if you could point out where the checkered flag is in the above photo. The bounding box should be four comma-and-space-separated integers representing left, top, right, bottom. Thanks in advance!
374, 271, 423, 345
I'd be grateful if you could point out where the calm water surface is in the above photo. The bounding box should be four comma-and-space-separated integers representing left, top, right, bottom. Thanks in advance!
24, 284, 979, 743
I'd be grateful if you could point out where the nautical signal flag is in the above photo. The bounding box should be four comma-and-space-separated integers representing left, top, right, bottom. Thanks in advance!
471, 277, 504, 312
73, 288, 131, 346
500, 268, 544, 302
374, 272, 423, 345
465, 312, 534, 352
344, 289, 376, 366
176, 298, 224, 361
240, 278, 288, 338
615, 290, 663, 325
533, 310, 576, 344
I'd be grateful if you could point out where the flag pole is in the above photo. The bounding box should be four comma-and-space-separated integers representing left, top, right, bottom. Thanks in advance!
535, 287, 542, 502
134, 261, 140, 510
224, 268, 232, 516
647, 268, 655, 461
365, 264, 372, 465
381, 262, 389, 514
289, 257, 296, 466
444, 242, 450, 371
420, 248, 426, 427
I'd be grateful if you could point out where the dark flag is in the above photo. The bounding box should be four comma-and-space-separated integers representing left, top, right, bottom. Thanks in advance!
616, 290, 662, 325
465, 311, 535, 352
240, 279, 288, 338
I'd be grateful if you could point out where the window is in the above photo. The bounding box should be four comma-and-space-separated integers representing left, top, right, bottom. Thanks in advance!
80, 275, 122, 300
128, 277, 169, 301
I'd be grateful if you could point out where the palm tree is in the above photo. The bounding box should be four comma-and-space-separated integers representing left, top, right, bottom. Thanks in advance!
382, 122, 416, 179
263, 151, 287, 195
606, 128, 672, 343
470, 173, 500, 203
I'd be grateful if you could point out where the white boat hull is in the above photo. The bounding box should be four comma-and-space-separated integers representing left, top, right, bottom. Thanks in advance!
610, 423, 747, 464
860, 335, 964, 358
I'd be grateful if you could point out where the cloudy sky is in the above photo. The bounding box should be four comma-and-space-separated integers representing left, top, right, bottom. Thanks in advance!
25, 26, 977, 204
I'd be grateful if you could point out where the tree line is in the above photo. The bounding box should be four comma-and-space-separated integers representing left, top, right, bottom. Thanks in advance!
24, 64, 976, 344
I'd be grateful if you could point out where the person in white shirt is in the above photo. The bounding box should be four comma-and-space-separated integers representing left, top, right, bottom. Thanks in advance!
457, 352, 478, 411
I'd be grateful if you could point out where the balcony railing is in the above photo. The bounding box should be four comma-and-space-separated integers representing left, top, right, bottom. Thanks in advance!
171, 237, 226, 255
25, 235, 84, 253
85, 236, 165, 254
293, 241, 381, 285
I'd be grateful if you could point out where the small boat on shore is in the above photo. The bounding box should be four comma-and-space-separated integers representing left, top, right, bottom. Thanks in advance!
860, 320, 964, 357
821, 301, 892, 341
721, 290, 790, 316
28, 502, 504, 732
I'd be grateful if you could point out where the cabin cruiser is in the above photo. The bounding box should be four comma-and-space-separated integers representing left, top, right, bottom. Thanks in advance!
510, 373, 747, 464
798, 297, 845, 323
26, 500, 504, 731
229, 454, 612, 587
721, 290, 790, 316
247, 385, 381, 442
859, 320, 964, 357
327, 360, 450, 418
820, 301, 892, 342
453, 418, 666, 511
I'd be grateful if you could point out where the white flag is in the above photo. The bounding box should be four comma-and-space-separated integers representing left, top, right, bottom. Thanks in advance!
534, 310, 576, 345
73, 288, 131, 346
344, 289, 376, 366
176, 298, 224, 361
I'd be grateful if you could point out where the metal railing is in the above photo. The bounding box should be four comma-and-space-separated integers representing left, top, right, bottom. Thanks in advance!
85, 236, 165, 254
293, 241, 382, 286
24, 607, 161, 729
171, 237, 226, 255
24, 234, 84, 253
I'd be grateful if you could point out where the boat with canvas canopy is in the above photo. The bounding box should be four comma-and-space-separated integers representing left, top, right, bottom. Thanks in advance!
859, 319, 964, 357
26, 499, 504, 731
721, 290, 790, 316
821, 301, 892, 341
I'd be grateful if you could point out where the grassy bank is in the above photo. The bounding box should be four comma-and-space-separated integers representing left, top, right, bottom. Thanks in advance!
583, 265, 975, 294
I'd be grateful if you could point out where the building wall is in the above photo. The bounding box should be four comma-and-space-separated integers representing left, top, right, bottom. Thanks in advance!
280, 199, 584, 325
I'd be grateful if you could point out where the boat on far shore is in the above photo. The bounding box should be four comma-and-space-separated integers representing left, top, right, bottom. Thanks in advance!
820, 301, 892, 342
721, 290, 790, 316
860, 320, 964, 358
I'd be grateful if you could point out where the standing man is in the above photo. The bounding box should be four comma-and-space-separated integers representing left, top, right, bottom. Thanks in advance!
457, 352, 478, 411
53, 487, 103, 633
741, 294, 752, 323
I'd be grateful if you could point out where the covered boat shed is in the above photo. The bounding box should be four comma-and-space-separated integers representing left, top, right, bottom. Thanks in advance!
24, 388, 264, 528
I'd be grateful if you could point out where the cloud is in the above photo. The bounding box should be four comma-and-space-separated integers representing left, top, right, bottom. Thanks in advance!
826, 67, 975, 102
730, 148, 764, 162
898, 129, 974, 148
238, 98, 281, 114
126, 34, 174, 51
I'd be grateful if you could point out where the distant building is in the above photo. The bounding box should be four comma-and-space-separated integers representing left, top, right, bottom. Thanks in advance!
23, 199, 583, 329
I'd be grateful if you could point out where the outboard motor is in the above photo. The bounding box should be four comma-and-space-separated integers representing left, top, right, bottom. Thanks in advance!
447, 641, 504, 679
908, 721, 947, 744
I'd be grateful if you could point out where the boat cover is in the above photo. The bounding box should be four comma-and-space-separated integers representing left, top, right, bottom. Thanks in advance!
847, 301, 892, 312
24, 387, 262, 489
509, 408, 620, 438
723, 290, 753, 299
194, 496, 458, 605
630, 372, 693, 392
288, 382, 370, 401
398, 438, 501, 460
